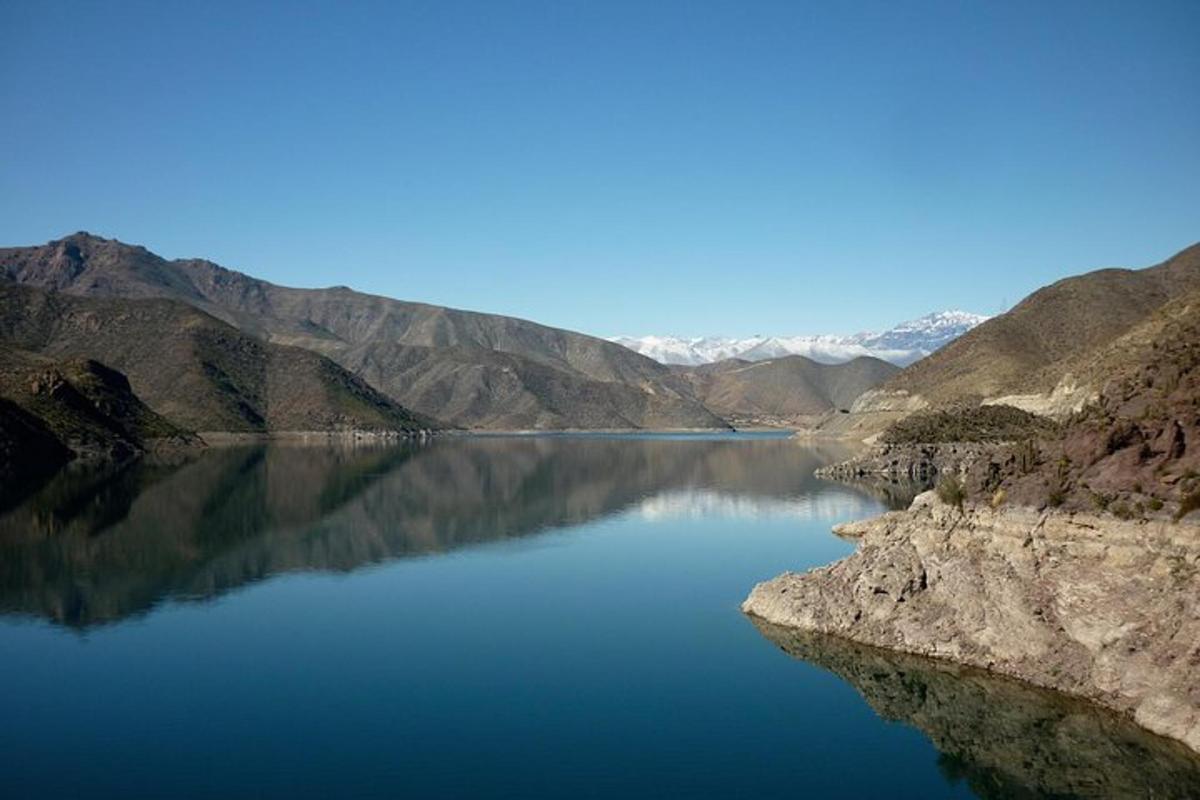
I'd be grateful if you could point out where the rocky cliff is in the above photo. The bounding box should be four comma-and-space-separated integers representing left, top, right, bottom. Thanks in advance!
743, 491, 1200, 754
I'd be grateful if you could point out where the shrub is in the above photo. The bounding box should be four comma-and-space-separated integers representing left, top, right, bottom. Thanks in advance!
1046, 455, 1071, 508
1016, 439, 1039, 475
881, 405, 1059, 445
989, 488, 1007, 509
936, 474, 966, 510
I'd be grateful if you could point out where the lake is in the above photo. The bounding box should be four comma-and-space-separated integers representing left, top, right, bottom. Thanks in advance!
1, 434, 1198, 799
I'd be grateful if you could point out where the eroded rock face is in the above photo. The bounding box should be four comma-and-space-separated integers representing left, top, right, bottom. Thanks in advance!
814, 441, 995, 483
743, 492, 1200, 753
752, 621, 1200, 798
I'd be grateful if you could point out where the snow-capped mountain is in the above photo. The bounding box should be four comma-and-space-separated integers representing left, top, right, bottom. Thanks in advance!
610, 310, 989, 367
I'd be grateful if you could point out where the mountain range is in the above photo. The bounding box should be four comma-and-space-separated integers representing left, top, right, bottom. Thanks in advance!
0, 234, 915, 465
610, 310, 989, 367
0, 234, 725, 432
7, 229, 1187, 484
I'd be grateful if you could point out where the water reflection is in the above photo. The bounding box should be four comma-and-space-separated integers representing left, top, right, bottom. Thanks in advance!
0, 435, 878, 628
752, 619, 1200, 799
636, 488, 880, 520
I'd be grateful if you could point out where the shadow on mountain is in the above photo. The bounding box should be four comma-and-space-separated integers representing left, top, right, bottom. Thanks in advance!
750, 619, 1200, 798
0, 436, 870, 628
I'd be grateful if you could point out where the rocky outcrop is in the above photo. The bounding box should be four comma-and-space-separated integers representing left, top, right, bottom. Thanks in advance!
743, 491, 1200, 754
814, 441, 994, 483
0, 349, 200, 497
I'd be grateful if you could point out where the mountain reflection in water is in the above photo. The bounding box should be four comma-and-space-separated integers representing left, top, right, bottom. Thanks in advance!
0, 434, 880, 628
752, 619, 1200, 799
3, 434, 1199, 798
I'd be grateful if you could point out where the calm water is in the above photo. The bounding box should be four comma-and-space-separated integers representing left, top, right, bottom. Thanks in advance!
1, 434, 1198, 799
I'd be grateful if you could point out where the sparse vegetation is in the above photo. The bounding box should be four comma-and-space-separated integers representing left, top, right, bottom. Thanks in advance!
936, 474, 966, 510
882, 404, 1059, 445
1045, 456, 1072, 508
1016, 438, 1040, 475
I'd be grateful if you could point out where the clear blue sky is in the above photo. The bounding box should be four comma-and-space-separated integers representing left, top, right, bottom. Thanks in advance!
1, 1, 1197, 336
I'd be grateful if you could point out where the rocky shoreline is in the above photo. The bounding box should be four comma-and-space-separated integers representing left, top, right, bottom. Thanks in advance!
743, 491, 1200, 754
813, 440, 997, 483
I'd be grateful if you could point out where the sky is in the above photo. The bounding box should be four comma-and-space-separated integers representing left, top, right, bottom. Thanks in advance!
1, 0, 1197, 337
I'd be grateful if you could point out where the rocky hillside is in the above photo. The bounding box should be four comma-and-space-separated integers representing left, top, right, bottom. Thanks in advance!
676, 355, 899, 427
748, 243, 1200, 758
744, 490, 1200, 755
847, 242, 1200, 427
0, 233, 726, 430
833, 285, 1200, 521
0, 347, 193, 491
960, 287, 1200, 520
0, 284, 433, 435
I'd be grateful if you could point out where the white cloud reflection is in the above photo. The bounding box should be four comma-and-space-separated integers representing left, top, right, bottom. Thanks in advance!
635, 488, 878, 521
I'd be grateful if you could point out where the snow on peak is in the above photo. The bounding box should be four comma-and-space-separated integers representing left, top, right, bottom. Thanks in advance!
610, 310, 989, 367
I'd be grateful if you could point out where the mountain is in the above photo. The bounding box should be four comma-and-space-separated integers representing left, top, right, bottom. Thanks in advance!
852, 242, 1200, 421
675, 355, 900, 427
610, 311, 989, 367
0, 233, 727, 430
0, 283, 433, 435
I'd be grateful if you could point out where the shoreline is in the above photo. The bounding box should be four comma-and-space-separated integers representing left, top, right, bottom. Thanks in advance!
195, 426, 782, 441
743, 491, 1200, 754
439, 426, 788, 436
196, 428, 437, 444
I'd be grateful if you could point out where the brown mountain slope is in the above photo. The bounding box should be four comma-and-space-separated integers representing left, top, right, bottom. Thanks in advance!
678, 355, 899, 426
0, 347, 194, 492
0, 284, 433, 434
340, 342, 729, 430
826, 287, 1200, 519
853, 242, 1200, 419
965, 287, 1200, 520
0, 233, 726, 429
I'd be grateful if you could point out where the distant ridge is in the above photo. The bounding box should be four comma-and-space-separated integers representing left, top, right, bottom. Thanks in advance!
611, 310, 988, 367
675, 355, 900, 427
